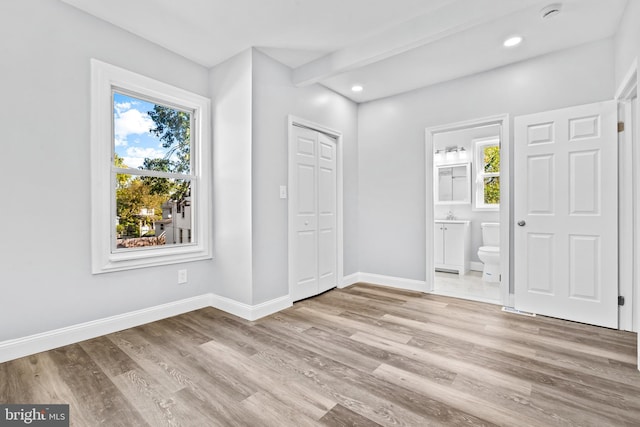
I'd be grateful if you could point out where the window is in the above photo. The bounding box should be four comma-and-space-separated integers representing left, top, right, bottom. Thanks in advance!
473, 137, 500, 210
91, 59, 212, 273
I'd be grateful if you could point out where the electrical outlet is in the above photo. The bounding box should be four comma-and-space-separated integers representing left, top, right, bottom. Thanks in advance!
178, 269, 188, 284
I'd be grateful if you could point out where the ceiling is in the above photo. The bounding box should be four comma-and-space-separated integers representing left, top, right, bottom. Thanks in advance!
60, 0, 628, 103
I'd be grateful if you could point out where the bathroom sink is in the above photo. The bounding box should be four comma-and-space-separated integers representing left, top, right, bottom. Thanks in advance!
435, 219, 470, 224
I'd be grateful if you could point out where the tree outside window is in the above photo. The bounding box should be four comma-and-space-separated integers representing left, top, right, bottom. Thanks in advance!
474, 138, 500, 210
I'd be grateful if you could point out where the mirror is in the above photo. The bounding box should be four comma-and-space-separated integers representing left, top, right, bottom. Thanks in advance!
435, 162, 470, 204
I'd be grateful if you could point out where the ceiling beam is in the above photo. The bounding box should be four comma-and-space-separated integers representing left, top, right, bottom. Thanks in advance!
292, 0, 540, 87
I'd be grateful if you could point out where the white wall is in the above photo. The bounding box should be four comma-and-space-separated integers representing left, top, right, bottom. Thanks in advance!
433, 125, 500, 263
209, 50, 254, 305
0, 0, 214, 342
358, 39, 615, 282
614, 0, 640, 88
251, 49, 358, 304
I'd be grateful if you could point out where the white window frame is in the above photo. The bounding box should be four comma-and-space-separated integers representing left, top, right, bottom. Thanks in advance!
473, 137, 500, 211
91, 59, 212, 274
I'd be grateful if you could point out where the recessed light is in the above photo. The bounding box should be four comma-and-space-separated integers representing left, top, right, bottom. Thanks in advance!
351, 85, 363, 92
503, 36, 523, 48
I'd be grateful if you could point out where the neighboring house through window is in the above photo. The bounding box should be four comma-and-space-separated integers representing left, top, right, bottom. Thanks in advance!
90, 59, 212, 273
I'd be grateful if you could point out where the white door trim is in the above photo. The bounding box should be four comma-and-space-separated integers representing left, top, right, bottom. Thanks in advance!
615, 59, 638, 340
425, 114, 511, 306
287, 115, 344, 301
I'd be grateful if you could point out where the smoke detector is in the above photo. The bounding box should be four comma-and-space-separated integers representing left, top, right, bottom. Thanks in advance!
540, 3, 562, 20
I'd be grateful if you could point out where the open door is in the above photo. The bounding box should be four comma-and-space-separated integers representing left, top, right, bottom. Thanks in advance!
514, 101, 618, 328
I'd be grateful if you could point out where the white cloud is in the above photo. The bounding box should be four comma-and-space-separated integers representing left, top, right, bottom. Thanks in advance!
114, 101, 131, 114
122, 147, 165, 169
114, 106, 154, 144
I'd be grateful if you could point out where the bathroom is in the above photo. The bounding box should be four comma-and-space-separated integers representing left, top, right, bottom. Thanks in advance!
432, 123, 502, 304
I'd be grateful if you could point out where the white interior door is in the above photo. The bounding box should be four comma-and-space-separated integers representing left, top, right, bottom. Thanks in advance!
291, 125, 337, 301
514, 100, 618, 328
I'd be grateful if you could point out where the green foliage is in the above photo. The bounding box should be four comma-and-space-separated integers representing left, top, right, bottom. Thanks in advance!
484, 145, 500, 173
113, 153, 130, 188
484, 177, 500, 205
140, 158, 173, 195
143, 105, 191, 201
148, 105, 191, 174
116, 179, 164, 237
483, 145, 500, 205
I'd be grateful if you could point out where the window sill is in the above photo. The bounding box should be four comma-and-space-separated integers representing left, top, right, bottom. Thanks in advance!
472, 205, 500, 212
93, 245, 212, 274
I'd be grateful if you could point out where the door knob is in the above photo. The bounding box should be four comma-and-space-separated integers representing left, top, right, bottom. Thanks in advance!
305, 221, 309, 225
518, 220, 526, 226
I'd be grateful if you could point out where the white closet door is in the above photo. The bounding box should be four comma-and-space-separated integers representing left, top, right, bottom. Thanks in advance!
514, 100, 618, 328
291, 126, 337, 301
318, 132, 337, 294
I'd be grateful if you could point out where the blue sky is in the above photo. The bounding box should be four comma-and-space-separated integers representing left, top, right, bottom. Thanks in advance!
113, 92, 171, 169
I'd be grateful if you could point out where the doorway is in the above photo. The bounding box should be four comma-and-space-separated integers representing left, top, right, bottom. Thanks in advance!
616, 61, 638, 335
288, 116, 344, 302
425, 115, 510, 306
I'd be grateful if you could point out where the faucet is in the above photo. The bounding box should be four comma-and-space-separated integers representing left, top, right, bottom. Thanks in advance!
446, 210, 455, 220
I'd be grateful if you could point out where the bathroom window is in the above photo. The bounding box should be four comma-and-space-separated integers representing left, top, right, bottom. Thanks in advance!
474, 138, 500, 210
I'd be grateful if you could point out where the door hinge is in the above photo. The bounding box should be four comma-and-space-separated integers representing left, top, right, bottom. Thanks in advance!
618, 122, 625, 133
618, 295, 625, 306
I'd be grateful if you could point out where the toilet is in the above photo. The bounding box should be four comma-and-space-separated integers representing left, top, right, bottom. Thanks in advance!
478, 222, 500, 282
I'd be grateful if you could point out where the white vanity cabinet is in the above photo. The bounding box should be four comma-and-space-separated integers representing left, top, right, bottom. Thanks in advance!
434, 220, 470, 275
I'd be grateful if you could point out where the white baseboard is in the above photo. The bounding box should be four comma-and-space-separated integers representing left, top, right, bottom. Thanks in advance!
0, 292, 292, 363
358, 272, 427, 293
0, 294, 212, 364
470, 261, 484, 272
251, 295, 292, 320
341, 273, 360, 288
210, 294, 292, 321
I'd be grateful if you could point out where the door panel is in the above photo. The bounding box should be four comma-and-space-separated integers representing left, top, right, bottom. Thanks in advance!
514, 100, 617, 328
569, 150, 599, 215
318, 133, 337, 293
527, 155, 554, 214
568, 235, 600, 300
526, 233, 554, 295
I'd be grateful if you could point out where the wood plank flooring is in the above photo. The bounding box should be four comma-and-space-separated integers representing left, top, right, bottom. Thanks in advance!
1, 283, 639, 426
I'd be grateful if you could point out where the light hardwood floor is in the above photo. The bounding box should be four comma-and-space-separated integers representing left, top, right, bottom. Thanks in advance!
1, 283, 639, 426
